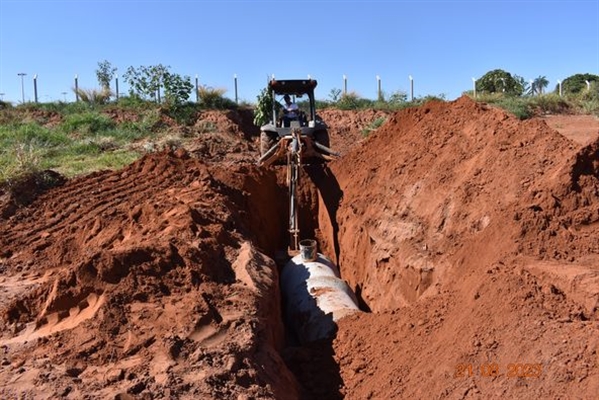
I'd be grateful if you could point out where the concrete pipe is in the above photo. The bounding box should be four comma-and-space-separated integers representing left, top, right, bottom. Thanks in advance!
280, 239, 361, 344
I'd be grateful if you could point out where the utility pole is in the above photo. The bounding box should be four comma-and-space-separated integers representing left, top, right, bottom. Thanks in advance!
557, 80, 562, 97
75, 74, 79, 102
234, 74, 238, 104
33, 74, 39, 103
17, 72, 27, 103
343, 74, 347, 95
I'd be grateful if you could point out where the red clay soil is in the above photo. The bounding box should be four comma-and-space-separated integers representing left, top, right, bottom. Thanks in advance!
325, 99, 599, 399
0, 148, 298, 399
0, 99, 598, 399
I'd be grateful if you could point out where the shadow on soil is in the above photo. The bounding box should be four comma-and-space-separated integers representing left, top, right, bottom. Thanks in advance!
282, 338, 343, 400
305, 164, 342, 263
276, 164, 345, 399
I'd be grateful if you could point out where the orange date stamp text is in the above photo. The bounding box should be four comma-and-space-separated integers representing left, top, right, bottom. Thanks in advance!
454, 363, 543, 378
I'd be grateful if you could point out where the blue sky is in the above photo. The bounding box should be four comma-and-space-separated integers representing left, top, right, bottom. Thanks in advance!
0, 0, 598, 104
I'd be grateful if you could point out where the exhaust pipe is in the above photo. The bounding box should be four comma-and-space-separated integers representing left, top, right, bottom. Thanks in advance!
280, 239, 361, 344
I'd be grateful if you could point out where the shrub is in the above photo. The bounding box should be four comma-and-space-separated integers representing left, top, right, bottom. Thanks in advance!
0, 141, 41, 181
74, 87, 112, 105
580, 100, 599, 114
530, 94, 570, 114
253, 87, 275, 126
164, 102, 200, 125
337, 92, 373, 110
197, 86, 237, 110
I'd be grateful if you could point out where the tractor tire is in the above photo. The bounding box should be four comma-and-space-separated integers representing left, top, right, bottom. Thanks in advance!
260, 131, 277, 157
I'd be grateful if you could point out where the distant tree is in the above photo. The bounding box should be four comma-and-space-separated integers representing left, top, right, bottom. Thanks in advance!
95, 60, 117, 91
531, 75, 549, 96
123, 65, 193, 106
335, 92, 360, 110
387, 90, 408, 105
162, 71, 194, 107
559, 73, 599, 95
514, 74, 527, 94
328, 88, 342, 102
150, 65, 169, 103
477, 69, 524, 96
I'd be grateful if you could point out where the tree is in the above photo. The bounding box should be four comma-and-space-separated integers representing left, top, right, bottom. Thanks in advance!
531, 75, 549, 96
477, 69, 524, 96
328, 88, 342, 102
162, 71, 194, 107
123, 64, 181, 103
559, 73, 599, 95
95, 60, 117, 91
387, 90, 408, 105
253, 86, 275, 126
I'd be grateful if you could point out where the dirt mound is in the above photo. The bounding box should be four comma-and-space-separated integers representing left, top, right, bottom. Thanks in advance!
1, 99, 598, 399
317, 109, 390, 156
0, 149, 296, 399
322, 96, 599, 398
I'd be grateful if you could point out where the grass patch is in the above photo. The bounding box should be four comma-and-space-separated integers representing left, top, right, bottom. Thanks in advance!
0, 142, 43, 185
361, 117, 387, 137
494, 97, 532, 120
41, 149, 141, 177
0, 123, 71, 147
60, 112, 116, 135
529, 94, 570, 114
0, 107, 155, 183
126, 108, 162, 134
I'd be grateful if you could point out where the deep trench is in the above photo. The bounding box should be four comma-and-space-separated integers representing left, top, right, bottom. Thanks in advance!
250, 164, 370, 400
245, 156, 437, 397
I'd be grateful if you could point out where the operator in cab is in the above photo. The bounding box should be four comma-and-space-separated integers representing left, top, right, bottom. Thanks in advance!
281, 94, 299, 127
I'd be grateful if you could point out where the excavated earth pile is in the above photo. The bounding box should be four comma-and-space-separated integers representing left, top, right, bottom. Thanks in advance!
0, 149, 298, 399
0, 100, 598, 399
324, 97, 599, 399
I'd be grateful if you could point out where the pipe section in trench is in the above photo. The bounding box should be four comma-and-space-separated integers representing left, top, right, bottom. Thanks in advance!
280, 239, 361, 344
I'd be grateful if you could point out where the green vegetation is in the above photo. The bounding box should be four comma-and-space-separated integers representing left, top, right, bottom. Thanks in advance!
467, 70, 599, 118
0, 89, 235, 187
361, 117, 387, 137
2, 61, 598, 193
472, 81, 599, 119
476, 69, 525, 96
96, 60, 117, 92
560, 73, 599, 95
0, 106, 149, 185
1, 59, 242, 188
253, 87, 276, 127
197, 85, 237, 110
73, 87, 112, 105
